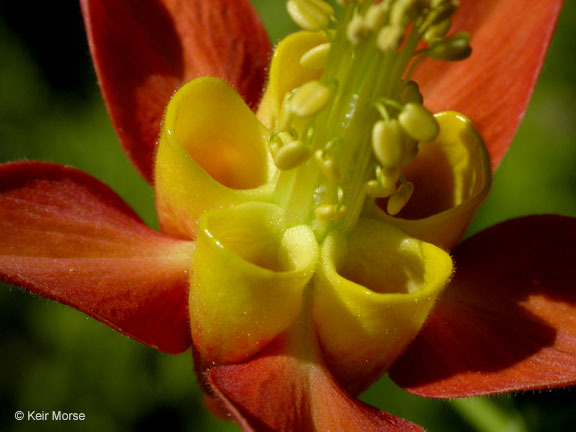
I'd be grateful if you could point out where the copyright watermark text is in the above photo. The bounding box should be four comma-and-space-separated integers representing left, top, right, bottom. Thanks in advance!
14, 411, 86, 421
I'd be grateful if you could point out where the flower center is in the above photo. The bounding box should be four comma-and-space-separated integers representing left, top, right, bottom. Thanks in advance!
272, 0, 471, 238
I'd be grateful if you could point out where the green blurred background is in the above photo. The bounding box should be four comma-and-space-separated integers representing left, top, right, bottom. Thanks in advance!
0, 1, 575, 431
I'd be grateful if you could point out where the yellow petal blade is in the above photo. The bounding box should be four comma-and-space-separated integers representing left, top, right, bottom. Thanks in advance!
190, 203, 318, 364
155, 77, 275, 238
376, 111, 491, 249
313, 218, 453, 394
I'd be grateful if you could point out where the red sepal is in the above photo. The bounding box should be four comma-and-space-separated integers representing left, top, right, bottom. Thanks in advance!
415, 0, 563, 170
207, 336, 424, 432
0, 162, 194, 353
81, 0, 272, 182
389, 215, 576, 397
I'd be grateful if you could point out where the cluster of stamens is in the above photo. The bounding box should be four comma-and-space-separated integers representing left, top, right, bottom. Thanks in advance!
273, 0, 471, 232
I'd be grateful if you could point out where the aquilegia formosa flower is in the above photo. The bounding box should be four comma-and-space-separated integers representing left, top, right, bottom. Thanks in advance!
1, 0, 575, 430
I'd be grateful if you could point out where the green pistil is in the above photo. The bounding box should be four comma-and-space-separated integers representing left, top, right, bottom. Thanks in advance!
277, 0, 471, 238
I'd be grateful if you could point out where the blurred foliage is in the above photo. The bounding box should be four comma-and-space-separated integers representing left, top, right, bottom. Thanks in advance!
0, 1, 575, 431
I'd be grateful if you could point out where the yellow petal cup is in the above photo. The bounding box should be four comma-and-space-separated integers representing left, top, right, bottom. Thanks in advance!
375, 112, 491, 250
155, 78, 276, 238
313, 219, 453, 394
190, 202, 318, 364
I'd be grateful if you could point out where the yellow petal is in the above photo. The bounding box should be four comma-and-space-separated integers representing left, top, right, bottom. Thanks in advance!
154, 77, 275, 238
257, 31, 329, 129
190, 202, 318, 364
313, 218, 453, 394
375, 111, 491, 249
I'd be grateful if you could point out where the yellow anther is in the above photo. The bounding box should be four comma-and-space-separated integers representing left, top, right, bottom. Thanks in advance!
300, 42, 331, 70
315, 204, 348, 221
287, 0, 334, 32
387, 181, 414, 215
274, 139, 312, 170
314, 150, 340, 182
372, 119, 405, 168
428, 32, 472, 61
365, 179, 396, 198
400, 80, 423, 105
290, 81, 332, 117
367, 164, 400, 198
365, 3, 390, 31
347, 14, 367, 45
377, 25, 405, 51
398, 103, 439, 142
431, 0, 459, 10
379, 165, 401, 189
424, 18, 451, 42
390, 0, 417, 26
365, 180, 383, 197
427, 1, 457, 25
431, 0, 450, 8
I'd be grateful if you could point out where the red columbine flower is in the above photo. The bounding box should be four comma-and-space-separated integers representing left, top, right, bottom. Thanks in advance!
1, 0, 574, 431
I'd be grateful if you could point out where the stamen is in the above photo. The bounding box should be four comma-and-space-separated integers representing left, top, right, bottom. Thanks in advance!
365, 3, 389, 31
287, 0, 335, 31
278, 0, 473, 229
390, 0, 417, 26
379, 165, 401, 193
290, 81, 332, 117
398, 103, 439, 142
428, 32, 472, 61
314, 150, 341, 182
273, 132, 312, 170
347, 14, 368, 45
315, 203, 348, 221
372, 119, 405, 168
422, 1, 457, 30
377, 25, 405, 52
365, 178, 396, 199
315, 186, 347, 221
366, 163, 399, 198
423, 18, 451, 41
301, 43, 332, 70
400, 81, 423, 105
